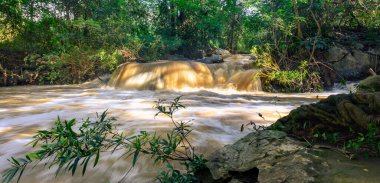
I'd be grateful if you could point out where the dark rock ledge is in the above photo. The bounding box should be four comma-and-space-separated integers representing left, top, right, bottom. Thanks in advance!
201, 76, 380, 183
202, 130, 326, 183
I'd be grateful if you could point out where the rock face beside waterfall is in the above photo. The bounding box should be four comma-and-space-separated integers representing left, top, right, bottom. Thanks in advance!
203, 130, 326, 183
326, 44, 380, 80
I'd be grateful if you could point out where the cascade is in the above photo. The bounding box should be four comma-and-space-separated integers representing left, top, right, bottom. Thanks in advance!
109, 61, 261, 91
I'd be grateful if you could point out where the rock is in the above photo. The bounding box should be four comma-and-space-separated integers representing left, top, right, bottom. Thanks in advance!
214, 49, 231, 58
353, 42, 364, 50
327, 45, 379, 79
223, 54, 254, 69
204, 130, 326, 183
82, 74, 112, 88
197, 54, 223, 64
276, 93, 380, 137
357, 75, 380, 92
368, 47, 380, 56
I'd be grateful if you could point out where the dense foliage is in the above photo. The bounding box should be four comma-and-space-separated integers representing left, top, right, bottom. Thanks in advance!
0, 0, 379, 86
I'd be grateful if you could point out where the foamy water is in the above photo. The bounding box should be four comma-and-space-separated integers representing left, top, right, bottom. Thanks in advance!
0, 85, 348, 182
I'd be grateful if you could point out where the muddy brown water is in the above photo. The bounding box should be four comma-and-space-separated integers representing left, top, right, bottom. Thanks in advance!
0, 83, 358, 182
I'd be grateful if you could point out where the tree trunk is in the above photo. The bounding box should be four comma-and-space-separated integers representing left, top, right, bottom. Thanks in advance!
293, 0, 303, 39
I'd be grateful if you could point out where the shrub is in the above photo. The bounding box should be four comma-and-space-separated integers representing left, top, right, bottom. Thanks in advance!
253, 46, 322, 92
2, 96, 206, 183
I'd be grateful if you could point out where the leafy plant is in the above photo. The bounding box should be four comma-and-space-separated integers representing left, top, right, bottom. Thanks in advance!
253, 50, 322, 92
345, 123, 380, 157
313, 131, 341, 144
2, 96, 206, 183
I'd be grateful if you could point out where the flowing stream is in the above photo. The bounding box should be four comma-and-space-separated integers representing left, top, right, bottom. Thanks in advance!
0, 61, 356, 182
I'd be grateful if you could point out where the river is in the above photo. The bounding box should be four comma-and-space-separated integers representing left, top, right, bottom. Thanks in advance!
0, 83, 348, 182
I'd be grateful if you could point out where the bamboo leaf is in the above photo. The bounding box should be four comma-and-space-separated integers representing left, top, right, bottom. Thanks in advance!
82, 155, 92, 175
132, 150, 139, 166
94, 149, 100, 167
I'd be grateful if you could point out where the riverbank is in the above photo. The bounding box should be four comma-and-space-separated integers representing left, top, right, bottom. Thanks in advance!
2, 45, 379, 94
202, 76, 380, 182
203, 130, 380, 183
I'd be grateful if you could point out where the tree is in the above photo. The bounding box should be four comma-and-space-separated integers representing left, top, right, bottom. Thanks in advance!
293, 0, 303, 39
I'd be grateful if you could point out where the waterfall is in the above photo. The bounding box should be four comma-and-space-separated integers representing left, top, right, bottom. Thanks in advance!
109, 61, 261, 91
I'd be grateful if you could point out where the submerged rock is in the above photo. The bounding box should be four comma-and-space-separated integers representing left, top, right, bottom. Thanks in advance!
81, 74, 112, 88
204, 130, 326, 183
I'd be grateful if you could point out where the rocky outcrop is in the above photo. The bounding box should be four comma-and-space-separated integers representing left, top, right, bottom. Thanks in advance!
326, 45, 380, 80
214, 48, 231, 58
204, 130, 326, 183
276, 92, 380, 137
203, 91, 380, 183
357, 75, 380, 92
368, 46, 380, 56
223, 54, 255, 69
197, 54, 223, 64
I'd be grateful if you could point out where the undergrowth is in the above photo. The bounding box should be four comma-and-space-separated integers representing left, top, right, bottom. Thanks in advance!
252, 46, 322, 92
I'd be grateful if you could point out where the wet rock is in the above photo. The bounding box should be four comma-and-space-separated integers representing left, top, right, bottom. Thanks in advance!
197, 54, 223, 64
223, 54, 254, 69
353, 42, 364, 50
357, 75, 380, 92
204, 130, 325, 183
368, 47, 380, 56
276, 93, 380, 137
82, 74, 112, 88
214, 49, 231, 58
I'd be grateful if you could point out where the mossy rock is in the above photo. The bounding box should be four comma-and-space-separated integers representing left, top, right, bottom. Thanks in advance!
275, 93, 380, 138
357, 75, 380, 92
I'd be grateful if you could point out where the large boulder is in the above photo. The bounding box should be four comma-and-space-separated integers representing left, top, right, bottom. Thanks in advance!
327, 45, 380, 79
204, 130, 326, 183
357, 75, 380, 92
368, 46, 380, 56
197, 54, 223, 64
214, 48, 231, 58
327, 45, 379, 79
276, 92, 380, 137
223, 54, 255, 69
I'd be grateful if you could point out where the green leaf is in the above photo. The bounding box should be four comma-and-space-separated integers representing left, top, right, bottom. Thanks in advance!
70, 157, 80, 175
82, 155, 92, 175
132, 150, 139, 166
55, 158, 66, 177
94, 149, 100, 167
16, 166, 26, 183
11, 157, 19, 166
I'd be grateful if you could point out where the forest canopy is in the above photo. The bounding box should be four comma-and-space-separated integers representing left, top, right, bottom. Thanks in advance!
0, 0, 379, 85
